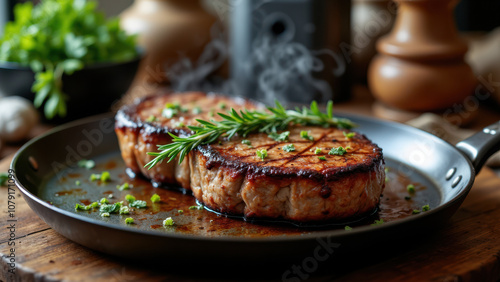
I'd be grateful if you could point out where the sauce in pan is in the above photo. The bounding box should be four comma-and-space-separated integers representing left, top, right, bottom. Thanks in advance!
38, 152, 440, 237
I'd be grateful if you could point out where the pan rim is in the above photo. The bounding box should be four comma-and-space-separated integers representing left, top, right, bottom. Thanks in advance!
11, 112, 476, 244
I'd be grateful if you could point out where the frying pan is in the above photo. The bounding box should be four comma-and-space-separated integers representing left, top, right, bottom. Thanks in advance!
11, 112, 500, 262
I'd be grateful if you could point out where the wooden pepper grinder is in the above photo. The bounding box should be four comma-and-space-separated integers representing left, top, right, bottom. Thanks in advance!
368, 0, 477, 124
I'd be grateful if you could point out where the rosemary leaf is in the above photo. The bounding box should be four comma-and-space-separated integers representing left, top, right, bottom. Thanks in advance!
145, 100, 355, 169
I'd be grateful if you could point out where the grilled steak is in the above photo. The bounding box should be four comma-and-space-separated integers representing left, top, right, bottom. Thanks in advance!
191, 126, 385, 222
115, 91, 259, 188
115, 92, 385, 222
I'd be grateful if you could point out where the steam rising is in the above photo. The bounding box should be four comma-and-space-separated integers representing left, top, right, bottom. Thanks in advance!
166, 4, 346, 106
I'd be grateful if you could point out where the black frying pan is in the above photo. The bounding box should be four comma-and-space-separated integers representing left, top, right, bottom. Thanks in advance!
11, 113, 500, 261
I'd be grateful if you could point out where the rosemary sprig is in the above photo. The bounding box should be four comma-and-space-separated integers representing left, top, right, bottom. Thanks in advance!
145, 101, 355, 169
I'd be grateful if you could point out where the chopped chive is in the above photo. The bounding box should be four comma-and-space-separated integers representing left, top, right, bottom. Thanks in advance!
162, 108, 177, 119
422, 204, 430, 212
90, 173, 100, 181
151, 194, 161, 203
116, 182, 130, 191
412, 209, 421, 214
100, 197, 109, 204
125, 217, 134, 224
300, 131, 314, 141
343, 131, 355, 138
283, 144, 296, 152
77, 159, 95, 169
256, 149, 268, 160
119, 206, 130, 215
189, 205, 203, 210
329, 146, 347, 156
192, 107, 202, 114
75, 203, 89, 211
268, 131, 290, 142
100, 171, 111, 182
101, 212, 110, 217
371, 219, 384, 226
314, 147, 321, 154
318, 156, 327, 161
163, 217, 174, 226
407, 184, 416, 194
178, 210, 184, 214
130, 200, 147, 208
125, 194, 136, 203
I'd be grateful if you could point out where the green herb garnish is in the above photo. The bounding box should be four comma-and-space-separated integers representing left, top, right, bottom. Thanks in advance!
407, 184, 416, 194
151, 194, 161, 203
101, 212, 110, 217
422, 204, 430, 212
0, 173, 8, 186
99, 197, 109, 204
343, 131, 355, 139
329, 146, 347, 156
75, 203, 90, 211
130, 200, 147, 209
256, 149, 268, 160
218, 102, 226, 110
282, 144, 296, 152
77, 159, 95, 169
241, 139, 252, 147
75, 180, 81, 186
163, 217, 174, 226
116, 182, 130, 191
371, 219, 384, 226
268, 131, 290, 142
178, 210, 184, 214
90, 171, 111, 182
125, 194, 136, 203
192, 107, 202, 115
189, 205, 203, 210
0, 0, 137, 119
412, 209, 421, 214
119, 206, 130, 215
300, 130, 314, 141
125, 217, 134, 224
146, 115, 156, 122
314, 147, 321, 154
162, 108, 177, 119
100, 171, 111, 182
345, 226, 352, 231
99, 202, 122, 214
145, 101, 355, 168
318, 156, 327, 161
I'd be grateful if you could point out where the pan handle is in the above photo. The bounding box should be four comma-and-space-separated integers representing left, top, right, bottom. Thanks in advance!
456, 121, 500, 174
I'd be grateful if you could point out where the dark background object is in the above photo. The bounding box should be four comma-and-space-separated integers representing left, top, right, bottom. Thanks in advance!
230, 0, 351, 105
455, 0, 500, 32
0, 58, 140, 123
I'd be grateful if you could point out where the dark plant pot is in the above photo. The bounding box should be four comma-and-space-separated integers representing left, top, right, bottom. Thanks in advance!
0, 56, 141, 123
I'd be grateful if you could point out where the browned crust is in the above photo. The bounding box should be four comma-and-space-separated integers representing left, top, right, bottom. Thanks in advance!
195, 129, 384, 182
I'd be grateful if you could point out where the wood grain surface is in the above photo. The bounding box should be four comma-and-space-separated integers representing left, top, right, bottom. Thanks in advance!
2, 149, 500, 281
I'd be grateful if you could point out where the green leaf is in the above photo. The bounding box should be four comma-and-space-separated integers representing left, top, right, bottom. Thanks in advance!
34, 84, 51, 108
44, 94, 60, 119
61, 59, 83, 74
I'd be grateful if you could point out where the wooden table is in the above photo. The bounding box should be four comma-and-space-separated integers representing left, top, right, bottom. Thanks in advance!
2, 86, 500, 281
